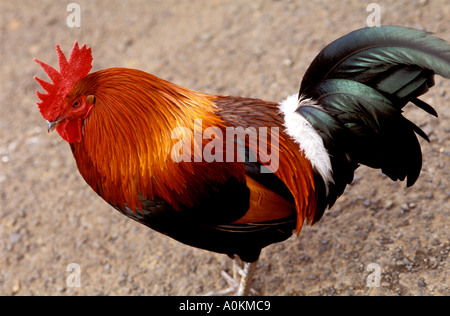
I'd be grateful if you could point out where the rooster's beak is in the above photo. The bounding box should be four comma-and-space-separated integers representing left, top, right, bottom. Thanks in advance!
47, 119, 64, 133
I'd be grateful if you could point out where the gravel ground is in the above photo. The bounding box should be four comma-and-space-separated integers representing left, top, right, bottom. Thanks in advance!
0, 0, 449, 296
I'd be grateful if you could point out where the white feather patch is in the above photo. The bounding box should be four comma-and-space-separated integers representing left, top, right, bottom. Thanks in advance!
279, 94, 334, 190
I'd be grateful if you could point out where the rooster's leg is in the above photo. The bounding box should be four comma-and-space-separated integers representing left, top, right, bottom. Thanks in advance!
204, 256, 258, 296
232, 255, 243, 279
236, 259, 258, 296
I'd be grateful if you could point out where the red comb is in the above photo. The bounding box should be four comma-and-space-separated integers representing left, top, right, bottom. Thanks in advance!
34, 42, 93, 121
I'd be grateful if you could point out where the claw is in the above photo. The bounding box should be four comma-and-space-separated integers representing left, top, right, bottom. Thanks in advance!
203, 256, 258, 296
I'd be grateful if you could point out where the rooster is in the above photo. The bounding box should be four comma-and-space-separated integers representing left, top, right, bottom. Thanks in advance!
35, 26, 450, 295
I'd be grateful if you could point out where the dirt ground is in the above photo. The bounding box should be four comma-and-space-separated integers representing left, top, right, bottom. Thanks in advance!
0, 0, 449, 296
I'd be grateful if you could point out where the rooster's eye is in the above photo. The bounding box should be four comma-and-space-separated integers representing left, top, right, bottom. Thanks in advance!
72, 100, 81, 108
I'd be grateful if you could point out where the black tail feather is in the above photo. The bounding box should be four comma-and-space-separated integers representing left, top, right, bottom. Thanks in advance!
410, 97, 438, 117
297, 26, 450, 209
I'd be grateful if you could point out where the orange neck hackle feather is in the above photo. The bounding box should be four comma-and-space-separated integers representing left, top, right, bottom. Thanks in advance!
71, 68, 244, 213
